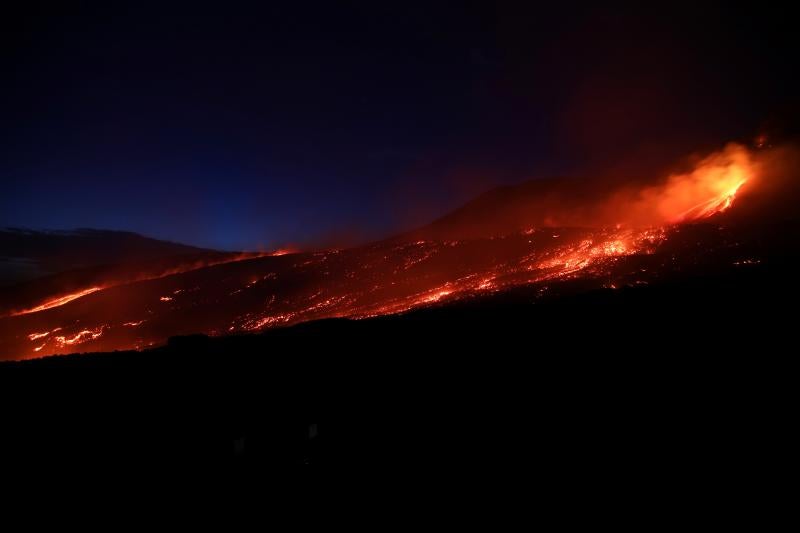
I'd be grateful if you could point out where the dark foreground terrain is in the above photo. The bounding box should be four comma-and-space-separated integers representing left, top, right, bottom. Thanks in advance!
1, 254, 796, 504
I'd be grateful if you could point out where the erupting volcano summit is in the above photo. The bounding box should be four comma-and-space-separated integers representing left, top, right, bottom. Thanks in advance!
2, 141, 780, 361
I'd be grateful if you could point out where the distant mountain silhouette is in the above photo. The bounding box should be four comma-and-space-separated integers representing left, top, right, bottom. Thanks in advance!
0, 228, 212, 285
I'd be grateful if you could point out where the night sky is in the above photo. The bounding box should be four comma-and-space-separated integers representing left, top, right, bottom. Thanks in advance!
3, 2, 798, 250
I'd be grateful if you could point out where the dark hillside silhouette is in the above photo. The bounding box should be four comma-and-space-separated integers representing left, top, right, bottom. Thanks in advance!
1, 253, 794, 491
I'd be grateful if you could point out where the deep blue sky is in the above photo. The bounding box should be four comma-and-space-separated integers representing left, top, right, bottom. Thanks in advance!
2, 2, 798, 250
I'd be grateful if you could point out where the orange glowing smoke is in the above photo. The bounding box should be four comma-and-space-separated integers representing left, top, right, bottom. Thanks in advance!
608, 143, 757, 227
415, 143, 761, 241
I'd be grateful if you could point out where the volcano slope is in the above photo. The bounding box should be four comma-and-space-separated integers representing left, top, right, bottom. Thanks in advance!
2, 142, 798, 491
0, 142, 779, 361
0, 216, 797, 493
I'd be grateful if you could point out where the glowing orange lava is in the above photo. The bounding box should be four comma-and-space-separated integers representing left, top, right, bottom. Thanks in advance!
673, 178, 746, 221
12, 287, 103, 316
632, 143, 756, 225
268, 248, 297, 256
54, 327, 105, 348
3, 252, 278, 318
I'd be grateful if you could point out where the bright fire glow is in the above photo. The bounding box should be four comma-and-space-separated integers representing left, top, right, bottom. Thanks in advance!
268, 248, 297, 256
54, 327, 104, 348
422, 288, 454, 303
672, 179, 746, 221
628, 143, 756, 225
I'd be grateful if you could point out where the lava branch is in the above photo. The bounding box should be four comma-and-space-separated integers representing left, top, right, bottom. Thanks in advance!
11, 287, 103, 316
5, 250, 292, 318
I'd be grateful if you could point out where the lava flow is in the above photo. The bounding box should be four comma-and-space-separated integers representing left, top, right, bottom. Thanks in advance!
2, 251, 287, 318
11, 287, 104, 316
583, 143, 755, 227
0, 143, 763, 361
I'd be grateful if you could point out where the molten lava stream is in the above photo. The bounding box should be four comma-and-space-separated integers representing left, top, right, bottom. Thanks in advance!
12, 287, 103, 316
4, 250, 290, 318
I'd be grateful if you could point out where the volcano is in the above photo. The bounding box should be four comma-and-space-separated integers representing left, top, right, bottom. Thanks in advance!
2, 141, 798, 487
6, 1, 800, 501
1, 142, 795, 361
